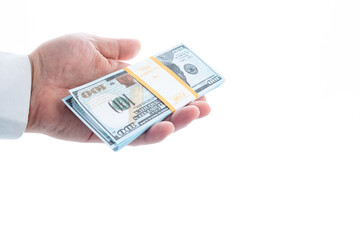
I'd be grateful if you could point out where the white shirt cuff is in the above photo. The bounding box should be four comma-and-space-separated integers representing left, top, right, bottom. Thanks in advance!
0, 52, 31, 139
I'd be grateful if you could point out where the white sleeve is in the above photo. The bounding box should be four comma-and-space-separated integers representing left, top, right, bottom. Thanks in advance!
0, 52, 31, 139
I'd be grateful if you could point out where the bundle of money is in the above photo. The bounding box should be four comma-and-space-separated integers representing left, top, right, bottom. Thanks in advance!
63, 44, 224, 151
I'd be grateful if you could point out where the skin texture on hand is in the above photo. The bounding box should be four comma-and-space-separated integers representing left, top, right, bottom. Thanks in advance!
26, 33, 211, 146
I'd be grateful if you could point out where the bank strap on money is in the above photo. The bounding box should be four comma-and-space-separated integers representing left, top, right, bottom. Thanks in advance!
63, 44, 225, 151
124, 56, 199, 113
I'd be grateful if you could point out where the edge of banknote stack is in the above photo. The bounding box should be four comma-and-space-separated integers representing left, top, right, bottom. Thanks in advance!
62, 44, 225, 151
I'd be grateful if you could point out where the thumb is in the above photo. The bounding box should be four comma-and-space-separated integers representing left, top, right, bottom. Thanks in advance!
84, 34, 141, 60
106, 59, 131, 73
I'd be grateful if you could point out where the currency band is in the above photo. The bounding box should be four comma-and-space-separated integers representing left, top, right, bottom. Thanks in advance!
124, 57, 199, 112
149, 56, 199, 99
124, 66, 176, 112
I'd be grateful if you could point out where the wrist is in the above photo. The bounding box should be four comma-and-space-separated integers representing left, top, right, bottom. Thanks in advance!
25, 52, 40, 132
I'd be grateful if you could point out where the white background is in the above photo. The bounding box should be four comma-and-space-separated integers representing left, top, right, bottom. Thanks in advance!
1, 0, 360, 239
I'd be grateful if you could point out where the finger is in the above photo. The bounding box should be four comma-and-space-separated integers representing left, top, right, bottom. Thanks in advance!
168, 105, 200, 131
164, 95, 209, 121
130, 121, 175, 146
187, 100, 211, 118
86, 34, 141, 60
195, 95, 207, 102
106, 59, 130, 72
86, 132, 103, 143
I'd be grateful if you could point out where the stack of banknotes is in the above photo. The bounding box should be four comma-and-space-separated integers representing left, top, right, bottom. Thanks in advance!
63, 44, 224, 151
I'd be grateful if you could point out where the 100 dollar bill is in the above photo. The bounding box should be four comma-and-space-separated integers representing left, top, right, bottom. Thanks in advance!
63, 44, 224, 150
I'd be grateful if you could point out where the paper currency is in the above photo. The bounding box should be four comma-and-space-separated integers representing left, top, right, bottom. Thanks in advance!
63, 44, 224, 151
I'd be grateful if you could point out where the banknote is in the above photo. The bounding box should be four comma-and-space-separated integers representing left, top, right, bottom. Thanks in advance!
63, 44, 224, 150
63, 95, 117, 149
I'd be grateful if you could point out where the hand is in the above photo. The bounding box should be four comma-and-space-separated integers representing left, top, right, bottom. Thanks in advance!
26, 33, 211, 146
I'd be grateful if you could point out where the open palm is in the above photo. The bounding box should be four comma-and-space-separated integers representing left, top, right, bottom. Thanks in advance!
26, 33, 210, 146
